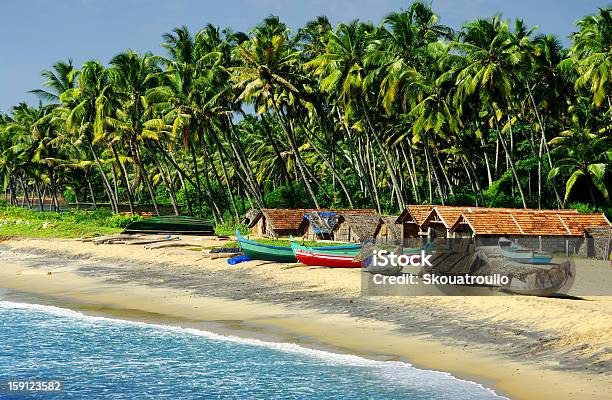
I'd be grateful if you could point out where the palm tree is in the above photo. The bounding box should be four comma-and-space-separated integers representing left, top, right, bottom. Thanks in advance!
58, 60, 119, 212
453, 16, 528, 208
548, 130, 610, 204
566, 8, 612, 108
231, 19, 323, 208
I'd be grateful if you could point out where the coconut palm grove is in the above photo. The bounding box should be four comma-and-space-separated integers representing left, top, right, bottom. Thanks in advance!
0, 3, 610, 223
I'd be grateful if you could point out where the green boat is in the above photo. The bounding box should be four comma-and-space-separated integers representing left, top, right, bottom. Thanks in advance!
123, 216, 214, 235
236, 230, 361, 262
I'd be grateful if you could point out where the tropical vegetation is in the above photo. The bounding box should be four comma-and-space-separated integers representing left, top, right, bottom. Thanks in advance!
1, 3, 610, 223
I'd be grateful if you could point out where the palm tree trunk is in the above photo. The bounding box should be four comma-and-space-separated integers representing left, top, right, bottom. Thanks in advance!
273, 104, 320, 208
34, 179, 44, 212
85, 172, 97, 209
433, 148, 454, 196
213, 139, 240, 222
259, 114, 297, 204
110, 143, 135, 213
133, 145, 159, 215
526, 83, 562, 207
152, 155, 179, 215
298, 119, 354, 208
479, 134, 493, 187
338, 107, 379, 210
494, 119, 527, 208
360, 98, 405, 210
400, 143, 420, 203
188, 140, 205, 215
423, 141, 445, 204
87, 141, 117, 213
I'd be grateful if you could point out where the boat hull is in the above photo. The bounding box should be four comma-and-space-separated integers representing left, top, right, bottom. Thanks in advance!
123, 216, 214, 235
291, 242, 362, 268
500, 248, 552, 264
239, 241, 297, 263
236, 231, 362, 263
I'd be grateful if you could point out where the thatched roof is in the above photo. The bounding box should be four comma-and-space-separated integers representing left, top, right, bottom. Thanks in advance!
242, 209, 261, 226
377, 215, 402, 239
336, 213, 382, 241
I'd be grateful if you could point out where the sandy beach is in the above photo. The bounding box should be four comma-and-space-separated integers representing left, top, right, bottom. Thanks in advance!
0, 237, 611, 399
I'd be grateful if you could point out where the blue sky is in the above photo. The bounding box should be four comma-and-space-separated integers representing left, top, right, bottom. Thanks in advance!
0, 0, 608, 112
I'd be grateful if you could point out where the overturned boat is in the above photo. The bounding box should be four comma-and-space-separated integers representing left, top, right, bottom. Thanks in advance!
122, 216, 214, 235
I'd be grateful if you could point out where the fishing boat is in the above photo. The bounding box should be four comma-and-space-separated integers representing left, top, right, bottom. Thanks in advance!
236, 230, 361, 263
122, 215, 214, 235
290, 242, 362, 268
498, 239, 552, 264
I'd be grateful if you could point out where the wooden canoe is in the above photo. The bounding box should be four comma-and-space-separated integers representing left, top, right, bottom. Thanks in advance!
236, 230, 361, 263
290, 242, 362, 268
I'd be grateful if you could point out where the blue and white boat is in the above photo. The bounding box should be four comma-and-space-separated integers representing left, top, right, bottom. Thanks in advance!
498, 239, 552, 264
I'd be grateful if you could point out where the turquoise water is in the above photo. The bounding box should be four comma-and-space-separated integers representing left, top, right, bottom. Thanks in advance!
0, 301, 504, 399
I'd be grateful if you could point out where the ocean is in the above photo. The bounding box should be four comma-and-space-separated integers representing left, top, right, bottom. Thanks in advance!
0, 300, 504, 399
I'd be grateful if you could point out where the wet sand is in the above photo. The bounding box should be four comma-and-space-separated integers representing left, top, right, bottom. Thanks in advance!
0, 237, 611, 399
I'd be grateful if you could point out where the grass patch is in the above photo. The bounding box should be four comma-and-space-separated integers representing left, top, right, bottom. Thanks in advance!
0, 206, 139, 239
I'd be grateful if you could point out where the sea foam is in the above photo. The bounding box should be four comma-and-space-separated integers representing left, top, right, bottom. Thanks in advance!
0, 300, 506, 399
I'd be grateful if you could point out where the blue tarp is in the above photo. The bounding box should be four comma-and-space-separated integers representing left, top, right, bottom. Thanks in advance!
304, 211, 339, 236
227, 255, 252, 265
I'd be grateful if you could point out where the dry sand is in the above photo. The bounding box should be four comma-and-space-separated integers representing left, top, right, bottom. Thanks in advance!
0, 237, 611, 399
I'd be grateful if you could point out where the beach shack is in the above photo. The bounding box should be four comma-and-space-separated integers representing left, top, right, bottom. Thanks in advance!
583, 227, 612, 259
333, 212, 381, 243
449, 208, 611, 254
248, 208, 313, 238
420, 206, 469, 239
374, 215, 401, 243
395, 205, 434, 239
301, 209, 378, 242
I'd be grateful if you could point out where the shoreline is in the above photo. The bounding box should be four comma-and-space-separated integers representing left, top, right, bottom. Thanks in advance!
1, 238, 611, 399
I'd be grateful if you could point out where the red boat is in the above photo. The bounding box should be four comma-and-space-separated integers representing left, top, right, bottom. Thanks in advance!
290, 242, 362, 268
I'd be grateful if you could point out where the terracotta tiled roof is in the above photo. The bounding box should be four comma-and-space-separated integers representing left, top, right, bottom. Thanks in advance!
451, 208, 610, 236
453, 210, 524, 235
261, 208, 314, 231
408, 205, 434, 224
558, 213, 611, 236
396, 205, 434, 225
423, 206, 469, 228
424, 206, 579, 229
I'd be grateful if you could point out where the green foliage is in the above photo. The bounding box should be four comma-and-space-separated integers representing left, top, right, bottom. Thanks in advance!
0, 206, 141, 238
106, 213, 144, 228
1, 5, 610, 222
214, 221, 250, 236
567, 202, 600, 214
263, 183, 313, 209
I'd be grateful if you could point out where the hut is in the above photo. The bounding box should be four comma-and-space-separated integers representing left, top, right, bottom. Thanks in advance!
374, 215, 402, 243
420, 206, 468, 239
333, 213, 381, 243
395, 205, 434, 239
302, 209, 378, 242
248, 208, 313, 238
449, 209, 611, 254
581, 227, 612, 260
